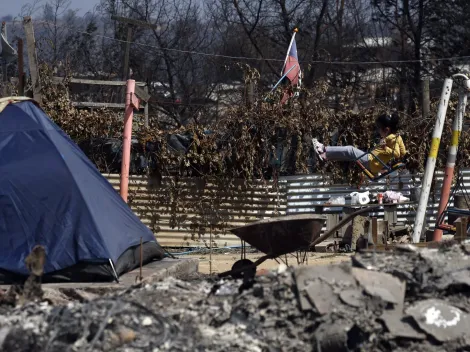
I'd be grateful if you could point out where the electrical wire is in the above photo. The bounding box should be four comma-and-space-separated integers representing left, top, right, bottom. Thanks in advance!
7, 19, 470, 66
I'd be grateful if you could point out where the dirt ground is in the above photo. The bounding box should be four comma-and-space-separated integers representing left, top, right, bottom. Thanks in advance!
186, 251, 352, 274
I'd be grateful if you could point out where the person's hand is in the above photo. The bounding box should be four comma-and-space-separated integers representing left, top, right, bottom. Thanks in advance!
379, 138, 387, 149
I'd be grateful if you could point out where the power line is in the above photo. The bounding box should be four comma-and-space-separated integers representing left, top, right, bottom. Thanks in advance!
23, 19, 470, 67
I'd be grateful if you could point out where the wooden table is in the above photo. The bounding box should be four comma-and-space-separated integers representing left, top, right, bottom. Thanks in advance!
313, 202, 417, 249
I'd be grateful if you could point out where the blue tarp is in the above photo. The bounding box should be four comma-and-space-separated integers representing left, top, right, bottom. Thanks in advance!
0, 101, 160, 277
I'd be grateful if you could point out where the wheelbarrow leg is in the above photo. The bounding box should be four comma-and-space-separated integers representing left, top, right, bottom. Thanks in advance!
218, 254, 273, 279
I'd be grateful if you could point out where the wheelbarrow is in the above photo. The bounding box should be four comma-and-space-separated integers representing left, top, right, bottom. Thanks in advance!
219, 206, 380, 279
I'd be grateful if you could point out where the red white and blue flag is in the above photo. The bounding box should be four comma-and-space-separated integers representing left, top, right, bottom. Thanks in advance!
282, 37, 301, 87
280, 32, 301, 104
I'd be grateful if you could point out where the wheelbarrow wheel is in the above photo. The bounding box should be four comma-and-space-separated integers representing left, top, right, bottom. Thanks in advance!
231, 259, 256, 279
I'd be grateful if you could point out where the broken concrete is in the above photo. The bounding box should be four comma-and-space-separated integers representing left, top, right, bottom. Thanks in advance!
2, 244, 470, 351
406, 299, 470, 343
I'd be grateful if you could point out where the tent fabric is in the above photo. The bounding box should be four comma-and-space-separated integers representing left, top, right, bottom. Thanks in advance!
0, 100, 164, 282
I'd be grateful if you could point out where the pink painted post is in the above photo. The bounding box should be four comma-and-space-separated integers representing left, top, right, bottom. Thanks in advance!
120, 79, 137, 203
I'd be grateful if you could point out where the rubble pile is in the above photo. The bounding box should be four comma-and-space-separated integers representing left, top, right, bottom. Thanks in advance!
2, 243, 470, 351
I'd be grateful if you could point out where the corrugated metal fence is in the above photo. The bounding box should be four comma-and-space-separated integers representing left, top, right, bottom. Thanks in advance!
285, 169, 470, 227
105, 169, 470, 247
106, 174, 287, 247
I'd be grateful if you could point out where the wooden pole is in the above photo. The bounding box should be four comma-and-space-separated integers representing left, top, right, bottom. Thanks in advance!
455, 217, 468, 243
246, 80, 254, 107
123, 25, 132, 80
139, 237, 143, 281
17, 38, 25, 95
144, 85, 149, 127
23, 17, 42, 104
372, 217, 378, 245
422, 77, 430, 119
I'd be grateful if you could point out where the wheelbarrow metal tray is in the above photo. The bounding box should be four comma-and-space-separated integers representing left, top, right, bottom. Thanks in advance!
229, 214, 327, 256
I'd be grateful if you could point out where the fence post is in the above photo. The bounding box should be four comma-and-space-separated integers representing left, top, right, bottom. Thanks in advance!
120, 79, 138, 203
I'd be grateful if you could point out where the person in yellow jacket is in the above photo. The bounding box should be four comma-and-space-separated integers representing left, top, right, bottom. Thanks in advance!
312, 113, 407, 176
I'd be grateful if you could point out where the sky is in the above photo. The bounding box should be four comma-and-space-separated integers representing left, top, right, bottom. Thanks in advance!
1, 0, 99, 18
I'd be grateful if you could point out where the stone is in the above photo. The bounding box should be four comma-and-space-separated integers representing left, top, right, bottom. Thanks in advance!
142, 317, 153, 326
352, 268, 406, 310
295, 265, 354, 312
380, 311, 426, 340
339, 289, 364, 308
0, 327, 10, 348
314, 320, 353, 352
304, 280, 338, 315
406, 299, 470, 342
295, 264, 355, 289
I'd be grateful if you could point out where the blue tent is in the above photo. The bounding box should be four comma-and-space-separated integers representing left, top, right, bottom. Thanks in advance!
0, 99, 164, 283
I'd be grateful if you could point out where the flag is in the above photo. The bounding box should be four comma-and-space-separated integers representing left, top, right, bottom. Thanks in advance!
282, 38, 300, 86
280, 33, 301, 104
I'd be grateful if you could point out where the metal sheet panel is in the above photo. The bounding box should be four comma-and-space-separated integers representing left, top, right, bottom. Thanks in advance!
104, 169, 470, 247
282, 169, 470, 233
105, 174, 287, 247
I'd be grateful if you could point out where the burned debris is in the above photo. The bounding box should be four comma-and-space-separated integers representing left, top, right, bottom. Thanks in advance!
1, 243, 470, 351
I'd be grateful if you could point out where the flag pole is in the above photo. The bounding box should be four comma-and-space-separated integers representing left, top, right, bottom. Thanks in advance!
281, 28, 298, 75
265, 64, 298, 101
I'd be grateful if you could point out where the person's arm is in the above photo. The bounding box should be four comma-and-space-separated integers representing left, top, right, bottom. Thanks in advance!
373, 139, 400, 160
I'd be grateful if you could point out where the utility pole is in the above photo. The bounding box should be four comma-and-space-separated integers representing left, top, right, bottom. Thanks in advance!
122, 25, 133, 80
23, 17, 42, 104
111, 16, 156, 126
111, 16, 158, 81
17, 38, 25, 95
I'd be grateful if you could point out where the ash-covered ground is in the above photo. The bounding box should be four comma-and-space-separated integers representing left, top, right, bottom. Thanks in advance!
2, 242, 470, 351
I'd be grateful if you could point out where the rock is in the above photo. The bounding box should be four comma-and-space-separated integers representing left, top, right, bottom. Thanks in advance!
295, 265, 355, 312
406, 299, 470, 343
420, 247, 470, 275
1, 328, 37, 351
352, 267, 406, 310
339, 289, 364, 308
106, 326, 136, 349
0, 327, 10, 348
142, 316, 153, 326
295, 264, 355, 289
277, 264, 288, 274
42, 288, 71, 305
304, 280, 338, 315
314, 320, 353, 352
380, 311, 426, 340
